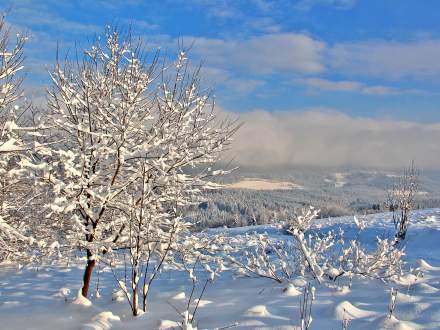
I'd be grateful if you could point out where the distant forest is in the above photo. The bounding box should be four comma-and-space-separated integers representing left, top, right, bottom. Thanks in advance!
187, 167, 440, 228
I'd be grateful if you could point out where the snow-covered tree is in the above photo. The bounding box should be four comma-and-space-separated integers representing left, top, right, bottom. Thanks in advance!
0, 16, 62, 264
28, 27, 238, 298
100, 46, 237, 315
0, 15, 35, 262
387, 161, 418, 243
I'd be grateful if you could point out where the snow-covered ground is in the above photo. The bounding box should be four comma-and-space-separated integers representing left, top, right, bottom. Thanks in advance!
227, 178, 303, 190
324, 172, 347, 188
1, 209, 440, 329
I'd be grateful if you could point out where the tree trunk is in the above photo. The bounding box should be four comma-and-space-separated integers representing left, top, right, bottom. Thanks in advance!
81, 249, 96, 297
132, 262, 139, 316
132, 286, 138, 316
142, 292, 148, 312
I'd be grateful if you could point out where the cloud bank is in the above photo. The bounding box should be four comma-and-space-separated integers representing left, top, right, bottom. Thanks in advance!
226, 109, 440, 169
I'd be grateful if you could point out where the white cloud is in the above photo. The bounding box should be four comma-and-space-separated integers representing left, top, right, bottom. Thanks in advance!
189, 31, 440, 86
329, 39, 440, 80
296, 0, 357, 10
5, 2, 101, 35
198, 67, 265, 95
227, 79, 266, 94
361, 85, 396, 96
190, 33, 325, 75
122, 18, 159, 31
226, 109, 440, 169
300, 78, 362, 92
297, 78, 423, 95
245, 17, 283, 33
179, 0, 240, 18
189, 33, 440, 88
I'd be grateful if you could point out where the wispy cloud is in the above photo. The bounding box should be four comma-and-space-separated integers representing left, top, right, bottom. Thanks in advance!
299, 78, 362, 92
121, 18, 159, 31
176, 0, 241, 19
296, 0, 357, 11
199, 66, 265, 95
297, 78, 425, 95
329, 39, 440, 80
190, 33, 325, 75
4, 1, 101, 35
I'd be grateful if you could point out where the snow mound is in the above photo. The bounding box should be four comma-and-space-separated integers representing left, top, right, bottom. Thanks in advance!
417, 259, 440, 271
333, 301, 377, 320
71, 290, 92, 307
172, 291, 186, 300
157, 320, 180, 329
333, 285, 351, 296
81, 311, 120, 330
245, 304, 269, 317
396, 291, 420, 303
291, 278, 307, 287
425, 215, 437, 223
111, 289, 127, 302
367, 315, 422, 330
395, 274, 419, 286
397, 302, 432, 319
415, 282, 439, 294
283, 284, 302, 296
53, 287, 71, 300
2, 300, 19, 305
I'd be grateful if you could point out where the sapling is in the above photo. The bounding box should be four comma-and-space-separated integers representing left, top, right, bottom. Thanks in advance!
342, 309, 351, 330
387, 162, 418, 244
388, 288, 398, 318
299, 283, 315, 330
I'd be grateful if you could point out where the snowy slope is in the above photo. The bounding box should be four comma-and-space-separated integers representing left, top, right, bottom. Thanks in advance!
1, 209, 440, 329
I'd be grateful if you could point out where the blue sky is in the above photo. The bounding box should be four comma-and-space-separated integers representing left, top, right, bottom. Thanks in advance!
3, 0, 440, 122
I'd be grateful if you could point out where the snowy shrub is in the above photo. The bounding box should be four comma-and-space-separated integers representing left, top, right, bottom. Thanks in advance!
228, 206, 405, 286
286, 206, 325, 283
173, 235, 225, 329
227, 233, 297, 283
288, 208, 405, 282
